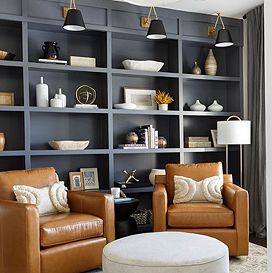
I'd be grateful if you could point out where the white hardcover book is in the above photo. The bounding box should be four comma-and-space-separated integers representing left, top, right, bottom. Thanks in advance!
154, 130, 159, 149
151, 127, 155, 148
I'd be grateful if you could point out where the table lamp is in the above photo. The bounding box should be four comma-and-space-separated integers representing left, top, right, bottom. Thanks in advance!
217, 116, 251, 187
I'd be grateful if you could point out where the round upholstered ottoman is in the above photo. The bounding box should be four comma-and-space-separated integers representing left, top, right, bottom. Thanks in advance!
103, 232, 229, 273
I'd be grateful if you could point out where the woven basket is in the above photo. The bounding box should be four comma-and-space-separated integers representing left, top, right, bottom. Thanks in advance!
131, 209, 152, 225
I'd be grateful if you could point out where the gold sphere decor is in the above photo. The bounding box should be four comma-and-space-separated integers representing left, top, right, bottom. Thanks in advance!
76, 85, 96, 104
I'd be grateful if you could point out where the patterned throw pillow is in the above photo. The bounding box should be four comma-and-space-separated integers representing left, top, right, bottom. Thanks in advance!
173, 175, 223, 204
13, 181, 70, 216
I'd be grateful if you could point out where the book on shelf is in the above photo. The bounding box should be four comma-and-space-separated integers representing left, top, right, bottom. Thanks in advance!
185, 141, 212, 148
117, 144, 147, 149
185, 136, 209, 142
135, 124, 158, 149
38, 59, 67, 65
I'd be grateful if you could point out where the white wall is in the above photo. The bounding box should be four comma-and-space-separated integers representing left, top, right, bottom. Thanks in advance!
264, 1, 272, 272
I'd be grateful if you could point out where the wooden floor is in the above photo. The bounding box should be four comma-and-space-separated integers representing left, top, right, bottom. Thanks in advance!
250, 234, 267, 247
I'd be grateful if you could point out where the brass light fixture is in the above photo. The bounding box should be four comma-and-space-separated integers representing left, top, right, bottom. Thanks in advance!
212, 13, 233, 47
63, 0, 85, 31
145, 6, 167, 40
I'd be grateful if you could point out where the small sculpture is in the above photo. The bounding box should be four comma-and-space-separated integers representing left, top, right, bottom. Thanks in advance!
123, 169, 140, 184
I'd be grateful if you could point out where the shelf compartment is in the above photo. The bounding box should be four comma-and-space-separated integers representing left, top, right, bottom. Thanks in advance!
0, 20, 22, 61
112, 75, 179, 111
31, 154, 109, 190
0, 111, 24, 150
112, 68, 179, 78
114, 153, 180, 184
29, 70, 108, 108
28, 23, 107, 67
182, 43, 240, 77
183, 80, 241, 112
113, 114, 180, 149
112, 33, 178, 73
29, 107, 108, 114
183, 74, 240, 82
30, 112, 108, 150
0, 66, 23, 106
0, 156, 25, 171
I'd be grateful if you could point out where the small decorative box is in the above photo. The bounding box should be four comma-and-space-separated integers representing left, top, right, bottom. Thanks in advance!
0, 92, 14, 106
70, 56, 96, 67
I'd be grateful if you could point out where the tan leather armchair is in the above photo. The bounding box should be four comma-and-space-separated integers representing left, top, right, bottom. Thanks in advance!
0, 167, 115, 273
153, 162, 249, 256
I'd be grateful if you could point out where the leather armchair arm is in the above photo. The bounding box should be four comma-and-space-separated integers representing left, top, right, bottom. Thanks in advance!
68, 191, 115, 243
152, 183, 168, 231
0, 200, 40, 273
223, 183, 249, 254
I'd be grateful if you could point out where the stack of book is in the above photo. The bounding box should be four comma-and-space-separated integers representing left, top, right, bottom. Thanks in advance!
185, 137, 211, 148
117, 124, 159, 149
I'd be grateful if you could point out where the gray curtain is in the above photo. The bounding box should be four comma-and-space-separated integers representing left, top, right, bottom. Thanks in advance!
245, 5, 266, 238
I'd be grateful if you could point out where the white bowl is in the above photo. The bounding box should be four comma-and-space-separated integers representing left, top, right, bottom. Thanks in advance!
122, 60, 164, 72
114, 103, 137, 109
48, 140, 89, 150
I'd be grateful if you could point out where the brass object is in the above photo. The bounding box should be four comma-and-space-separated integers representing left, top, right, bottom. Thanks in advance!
140, 16, 151, 28
123, 169, 140, 184
0, 133, 5, 151
0, 92, 14, 106
76, 85, 96, 104
208, 25, 216, 37
63, 6, 70, 18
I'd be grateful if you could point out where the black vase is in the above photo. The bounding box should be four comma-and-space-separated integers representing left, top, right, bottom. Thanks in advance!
42, 41, 60, 60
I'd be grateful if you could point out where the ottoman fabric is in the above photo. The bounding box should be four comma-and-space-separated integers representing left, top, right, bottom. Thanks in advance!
103, 232, 229, 273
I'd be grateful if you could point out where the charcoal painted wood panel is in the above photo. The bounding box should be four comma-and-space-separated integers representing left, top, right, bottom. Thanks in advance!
0, 0, 22, 16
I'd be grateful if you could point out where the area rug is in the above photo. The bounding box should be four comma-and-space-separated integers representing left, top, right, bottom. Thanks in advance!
86, 243, 267, 273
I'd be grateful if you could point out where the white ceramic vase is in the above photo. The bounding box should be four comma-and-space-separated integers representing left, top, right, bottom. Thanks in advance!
36, 77, 49, 107
190, 100, 206, 111
149, 169, 166, 185
208, 100, 223, 112
158, 104, 168, 111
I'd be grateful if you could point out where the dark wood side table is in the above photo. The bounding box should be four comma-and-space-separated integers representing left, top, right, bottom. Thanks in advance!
114, 197, 139, 239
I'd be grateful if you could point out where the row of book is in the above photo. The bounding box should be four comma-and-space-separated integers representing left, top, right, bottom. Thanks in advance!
117, 125, 159, 149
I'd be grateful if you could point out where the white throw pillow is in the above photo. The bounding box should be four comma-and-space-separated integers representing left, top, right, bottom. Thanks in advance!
173, 175, 223, 204
13, 181, 70, 216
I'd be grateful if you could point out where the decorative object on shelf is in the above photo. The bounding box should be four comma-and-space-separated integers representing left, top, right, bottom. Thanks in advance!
126, 132, 139, 144
123, 169, 140, 184
0, 92, 14, 106
56, 88, 66, 107
208, 100, 223, 112
80, 168, 99, 190
117, 144, 147, 149
190, 100, 206, 111
38, 59, 67, 65
0, 50, 15, 60
210, 129, 224, 148
154, 90, 174, 111
145, 6, 166, 39
111, 187, 121, 199
36, 77, 49, 107
69, 56, 96, 67
69, 172, 84, 191
205, 49, 217, 76
158, 136, 167, 148
210, 13, 234, 47
124, 88, 157, 110
148, 169, 165, 185
217, 116, 251, 187
192, 61, 202, 75
50, 94, 62, 108
114, 102, 137, 110
42, 41, 60, 60
73, 104, 98, 109
0, 133, 5, 151
185, 136, 211, 148
76, 85, 96, 105
122, 60, 164, 72
48, 140, 89, 150
63, 0, 85, 31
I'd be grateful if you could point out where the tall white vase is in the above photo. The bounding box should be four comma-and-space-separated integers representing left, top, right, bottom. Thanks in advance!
36, 77, 49, 107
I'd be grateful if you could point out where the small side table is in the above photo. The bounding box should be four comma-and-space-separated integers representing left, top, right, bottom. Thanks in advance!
114, 197, 139, 239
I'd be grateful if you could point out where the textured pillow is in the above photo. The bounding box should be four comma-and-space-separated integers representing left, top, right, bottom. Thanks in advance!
13, 181, 70, 216
173, 175, 223, 204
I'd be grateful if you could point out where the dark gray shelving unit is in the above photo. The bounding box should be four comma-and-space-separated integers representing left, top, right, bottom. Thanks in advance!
0, 0, 243, 196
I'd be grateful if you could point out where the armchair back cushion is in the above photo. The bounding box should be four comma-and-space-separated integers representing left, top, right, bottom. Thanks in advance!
166, 162, 224, 203
0, 167, 56, 200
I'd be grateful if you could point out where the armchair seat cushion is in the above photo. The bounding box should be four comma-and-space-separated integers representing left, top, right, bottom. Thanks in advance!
167, 203, 234, 228
40, 212, 103, 248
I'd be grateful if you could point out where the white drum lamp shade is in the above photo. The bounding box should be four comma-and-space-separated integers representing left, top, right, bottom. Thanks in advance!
217, 120, 251, 145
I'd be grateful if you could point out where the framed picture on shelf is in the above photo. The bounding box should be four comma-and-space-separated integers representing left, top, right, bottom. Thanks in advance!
80, 168, 99, 190
210, 129, 225, 147
124, 87, 156, 110
69, 172, 84, 191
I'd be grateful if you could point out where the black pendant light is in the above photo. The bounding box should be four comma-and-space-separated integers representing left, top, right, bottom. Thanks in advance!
63, 0, 85, 31
214, 13, 233, 47
146, 7, 167, 40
